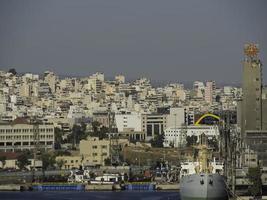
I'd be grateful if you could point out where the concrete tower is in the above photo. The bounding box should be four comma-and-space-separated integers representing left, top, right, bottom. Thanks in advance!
241, 44, 262, 135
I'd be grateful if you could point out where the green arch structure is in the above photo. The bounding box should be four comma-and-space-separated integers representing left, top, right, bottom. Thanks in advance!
194, 113, 220, 125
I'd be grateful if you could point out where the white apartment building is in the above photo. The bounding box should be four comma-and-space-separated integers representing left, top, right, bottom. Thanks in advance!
163, 125, 219, 148
115, 74, 125, 84
166, 107, 185, 128
0, 90, 6, 114
193, 81, 205, 98
44, 71, 57, 94
0, 119, 55, 152
115, 112, 142, 132
204, 81, 216, 104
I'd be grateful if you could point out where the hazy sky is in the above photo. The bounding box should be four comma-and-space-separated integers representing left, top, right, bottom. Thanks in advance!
0, 0, 267, 84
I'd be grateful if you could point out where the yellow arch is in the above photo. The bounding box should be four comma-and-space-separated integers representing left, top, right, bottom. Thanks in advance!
195, 113, 220, 125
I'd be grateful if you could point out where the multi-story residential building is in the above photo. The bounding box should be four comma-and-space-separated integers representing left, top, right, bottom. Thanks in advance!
44, 71, 57, 94
241, 148, 259, 168
204, 81, 216, 104
244, 130, 267, 166
56, 137, 110, 168
193, 81, 205, 98
56, 155, 82, 170
80, 137, 110, 166
115, 112, 142, 132
0, 90, 6, 114
185, 107, 195, 125
87, 72, 104, 93
0, 118, 55, 152
93, 111, 110, 128
38, 82, 52, 97
115, 74, 125, 84
166, 107, 185, 128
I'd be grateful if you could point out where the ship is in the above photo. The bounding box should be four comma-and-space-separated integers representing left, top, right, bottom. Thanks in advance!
179, 145, 228, 200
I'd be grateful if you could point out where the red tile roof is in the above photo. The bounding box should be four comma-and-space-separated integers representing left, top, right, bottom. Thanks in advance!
0, 152, 21, 160
11, 117, 30, 125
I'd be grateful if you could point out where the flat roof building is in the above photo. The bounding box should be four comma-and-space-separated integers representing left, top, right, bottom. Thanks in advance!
0, 118, 55, 152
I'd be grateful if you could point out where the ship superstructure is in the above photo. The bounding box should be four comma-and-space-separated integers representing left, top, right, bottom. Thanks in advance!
179, 145, 228, 200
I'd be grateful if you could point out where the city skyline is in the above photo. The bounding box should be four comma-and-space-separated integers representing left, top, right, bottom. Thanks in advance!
1, 0, 267, 83
1, 1, 267, 197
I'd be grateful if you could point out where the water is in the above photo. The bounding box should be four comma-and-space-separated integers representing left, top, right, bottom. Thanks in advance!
0, 191, 180, 200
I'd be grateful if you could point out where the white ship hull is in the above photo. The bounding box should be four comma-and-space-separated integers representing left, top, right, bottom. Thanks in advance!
180, 173, 228, 200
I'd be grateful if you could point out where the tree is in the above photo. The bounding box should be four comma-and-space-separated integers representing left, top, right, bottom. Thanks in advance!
104, 157, 111, 166
8, 68, 17, 75
150, 134, 165, 148
208, 136, 219, 151
54, 150, 71, 156
248, 166, 262, 197
90, 121, 108, 139
17, 152, 30, 170
54, 127, 63, 149
92, 121, 101, 133
215, 95, 221, 103
56, 159, 65, 170
69, 124, 90, 148
186, 135, 198, 147
0, 156, 6, 169
41, 152, 56, 176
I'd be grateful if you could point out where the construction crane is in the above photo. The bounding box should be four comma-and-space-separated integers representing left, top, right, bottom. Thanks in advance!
108, 111, 120, 165
31, 116, 40, 182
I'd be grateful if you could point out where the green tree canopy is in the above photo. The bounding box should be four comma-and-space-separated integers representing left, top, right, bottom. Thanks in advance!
17, 152, 30, 170
186, 135, 198, 147
56, 159, 65, 169
8, 68, 17, 75
90, 121, 108, 139
41, 152, 56, 172
68, 123, 90, 147
207, 136, 219, 151
104, 157, 111, 166
54, 127, 63, 149
150, 134, 165, 148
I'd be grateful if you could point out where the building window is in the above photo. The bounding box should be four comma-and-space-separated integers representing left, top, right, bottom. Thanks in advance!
92, 146, 97, 149
154, 124, 160, 135
147, 125, 152, 136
